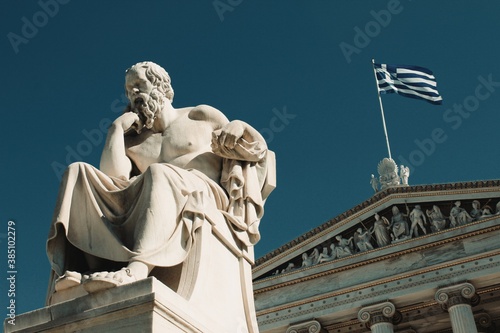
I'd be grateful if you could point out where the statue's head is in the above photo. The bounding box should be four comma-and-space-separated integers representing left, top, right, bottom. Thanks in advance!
126, 61, 174, 102
124, 61, 175, 131
392, 206, 399, 214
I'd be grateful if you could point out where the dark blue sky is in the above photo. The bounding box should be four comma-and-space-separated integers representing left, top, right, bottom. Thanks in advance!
2, 0, 500, 315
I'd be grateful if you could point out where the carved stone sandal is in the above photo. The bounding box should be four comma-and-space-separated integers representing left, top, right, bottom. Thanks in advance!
82, 268, 137, 293
54, 271, 82, 292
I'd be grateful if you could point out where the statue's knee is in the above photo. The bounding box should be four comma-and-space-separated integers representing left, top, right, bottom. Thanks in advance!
145, 163, 168, 180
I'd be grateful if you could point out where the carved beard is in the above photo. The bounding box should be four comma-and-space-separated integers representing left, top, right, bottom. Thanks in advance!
131, 89, 166, 132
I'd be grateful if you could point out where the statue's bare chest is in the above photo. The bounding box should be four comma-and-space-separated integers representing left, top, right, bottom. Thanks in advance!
125, 116, 214, 172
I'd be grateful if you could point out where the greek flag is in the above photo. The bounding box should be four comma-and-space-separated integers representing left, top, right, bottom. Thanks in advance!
374, 63, 443, 105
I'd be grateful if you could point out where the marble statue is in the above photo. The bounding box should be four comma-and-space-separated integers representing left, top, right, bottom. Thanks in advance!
335, 235, 353, 258
46, 60, 275, 325
496, 201, 500, 215
301, 248, 319, 267
284, 262, 295, 272
400, 165, 410, 185
470, 200, 482, 221
370, 174, 378, 192
426, 205, 447, 232
353, 227, 374, 252
373, 213, 391, 247
377, 158, 400, 190
318, 244, 337, 263
389, 206, 409, 242
409, 205, 427, 237
449, 201, 471, 227
481, 205, 493, 218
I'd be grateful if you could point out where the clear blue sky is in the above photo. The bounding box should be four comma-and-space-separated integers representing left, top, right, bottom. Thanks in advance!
2, 0, 500, 315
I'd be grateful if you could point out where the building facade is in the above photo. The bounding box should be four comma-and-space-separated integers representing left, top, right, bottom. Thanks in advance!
253, 180, 500, 333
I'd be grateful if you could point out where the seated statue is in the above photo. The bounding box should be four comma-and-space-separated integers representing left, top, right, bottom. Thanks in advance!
426, 205, 447, 232
335, 235, 353, 258
470, 200, 483, 221
449, 201, 471, 227
389, 206, 409, 242
301, 248, 319, 268
318, 244, 337, 263
46, 61, 274, 309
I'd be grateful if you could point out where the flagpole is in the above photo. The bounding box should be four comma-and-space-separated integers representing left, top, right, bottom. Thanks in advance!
372, 59, 392, 160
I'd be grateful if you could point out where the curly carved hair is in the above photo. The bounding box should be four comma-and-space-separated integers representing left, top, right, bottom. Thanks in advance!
126, 61, 174, 102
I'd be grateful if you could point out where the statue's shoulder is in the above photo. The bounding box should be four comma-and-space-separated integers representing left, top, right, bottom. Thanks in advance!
188, 104, 229, 128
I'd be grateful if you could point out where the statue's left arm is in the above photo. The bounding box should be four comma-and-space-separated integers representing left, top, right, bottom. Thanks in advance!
192, 105, 272, 246
211, 120, 267, 162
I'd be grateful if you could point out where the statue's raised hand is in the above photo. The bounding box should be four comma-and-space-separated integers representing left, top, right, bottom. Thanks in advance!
113, 112, 143, 133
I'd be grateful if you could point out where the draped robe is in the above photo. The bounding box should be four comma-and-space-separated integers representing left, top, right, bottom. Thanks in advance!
47, 137, 271, 282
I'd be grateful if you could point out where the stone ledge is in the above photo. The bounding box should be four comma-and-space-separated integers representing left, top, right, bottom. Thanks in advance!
4, 277, 225, 333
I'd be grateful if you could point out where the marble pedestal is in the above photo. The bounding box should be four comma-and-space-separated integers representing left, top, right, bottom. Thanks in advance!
4, 277, 232, 333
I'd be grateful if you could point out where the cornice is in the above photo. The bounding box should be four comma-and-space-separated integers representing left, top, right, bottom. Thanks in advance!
256, 250, 500, 319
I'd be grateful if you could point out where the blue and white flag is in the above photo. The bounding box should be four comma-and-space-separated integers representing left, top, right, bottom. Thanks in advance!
374, 63, 443, 105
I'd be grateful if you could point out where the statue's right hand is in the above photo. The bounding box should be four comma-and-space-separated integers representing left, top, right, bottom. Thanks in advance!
113, 112, 142, 132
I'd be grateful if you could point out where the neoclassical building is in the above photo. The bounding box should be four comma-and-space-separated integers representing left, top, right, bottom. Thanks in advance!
252, 179, 500, 333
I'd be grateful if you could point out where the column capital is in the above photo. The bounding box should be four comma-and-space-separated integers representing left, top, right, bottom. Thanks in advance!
474, 312, 496, 333
358, 301, 402, 328
435, 282, 480, 310
286, 320, 326, 333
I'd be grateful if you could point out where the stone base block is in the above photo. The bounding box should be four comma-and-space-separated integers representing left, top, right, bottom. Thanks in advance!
4, 277, 228, 333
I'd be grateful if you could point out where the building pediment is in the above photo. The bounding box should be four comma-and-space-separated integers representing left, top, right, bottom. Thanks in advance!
253, 180, 500, 332
253, 180, 500, 282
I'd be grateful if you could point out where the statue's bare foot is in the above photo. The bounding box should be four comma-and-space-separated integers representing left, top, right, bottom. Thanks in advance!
82, 268, 137, 293
55, 271, 82, 291
82, 261, 152, 293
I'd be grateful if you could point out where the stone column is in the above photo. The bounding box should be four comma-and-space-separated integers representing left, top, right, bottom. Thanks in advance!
285, 319, 326, 333
435, 282, 480, 333
358, 301, 402, 333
